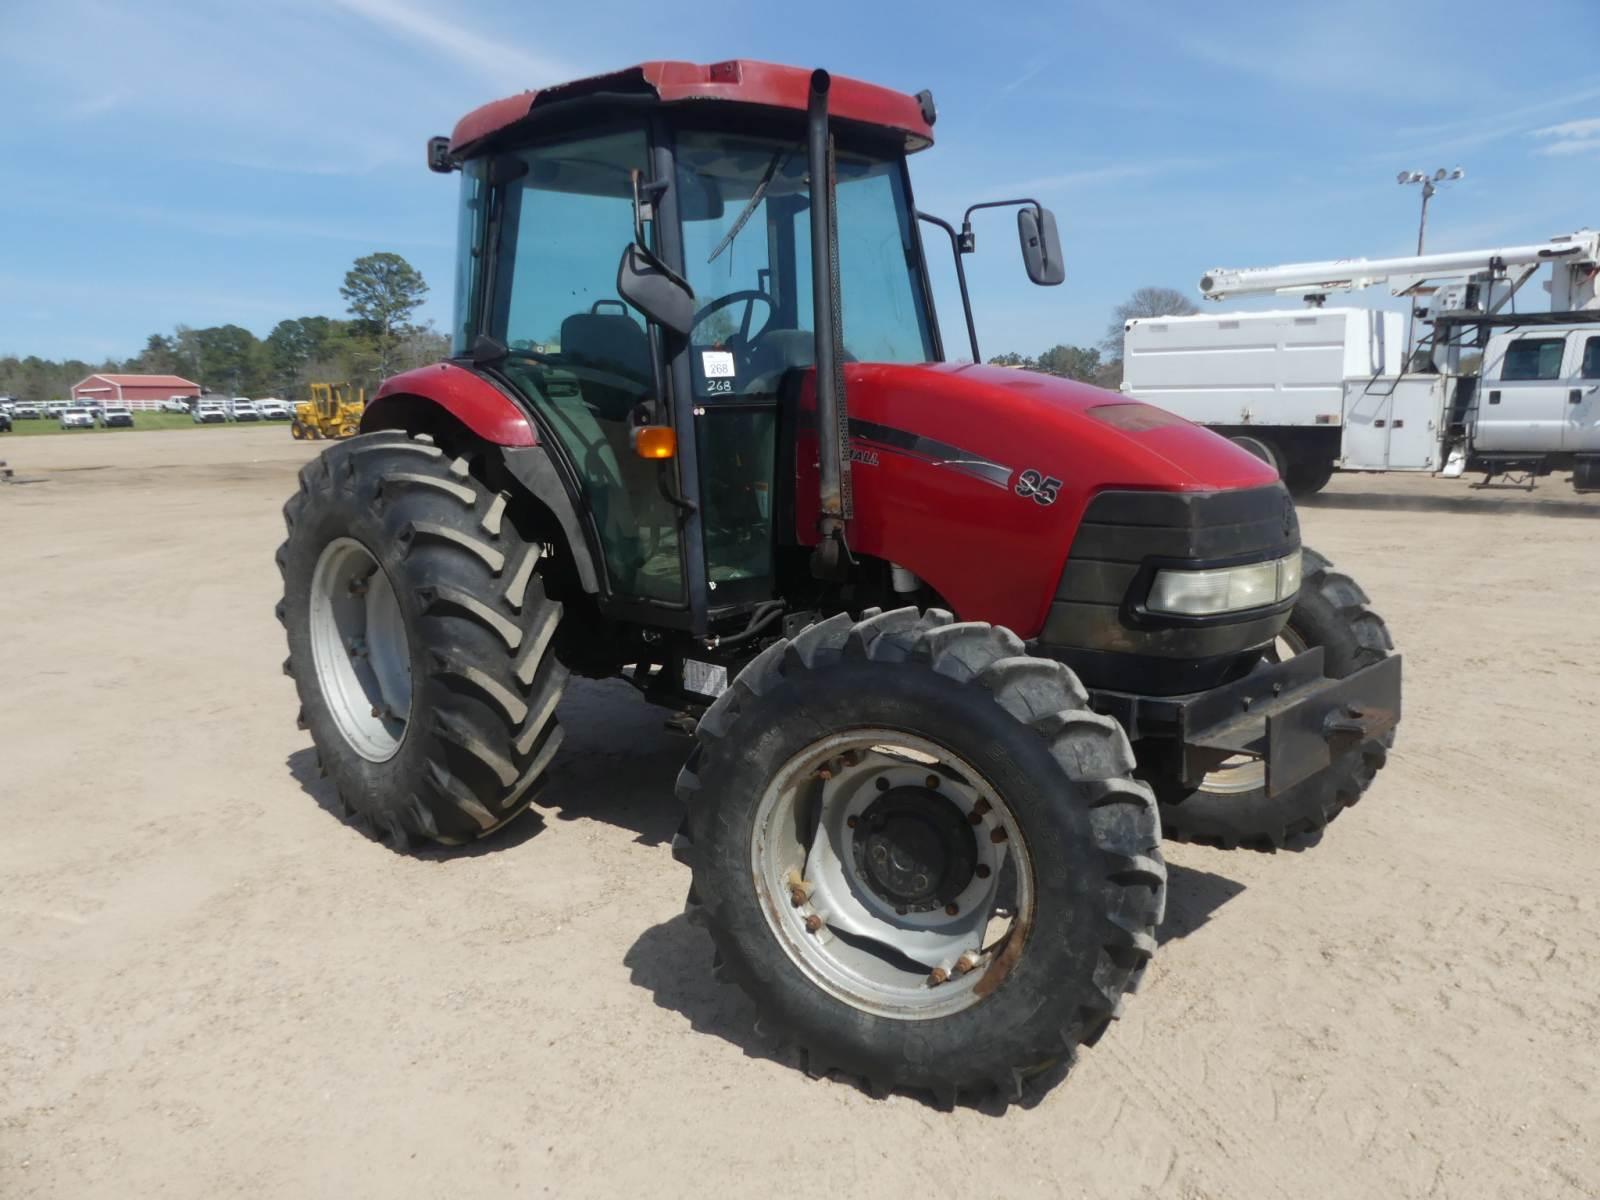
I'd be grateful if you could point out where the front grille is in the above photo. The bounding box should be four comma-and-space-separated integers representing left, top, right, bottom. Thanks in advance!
1038, 483, 1299, 694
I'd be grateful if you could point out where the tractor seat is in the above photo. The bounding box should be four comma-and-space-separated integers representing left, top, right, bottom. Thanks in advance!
559, 312, 653, 420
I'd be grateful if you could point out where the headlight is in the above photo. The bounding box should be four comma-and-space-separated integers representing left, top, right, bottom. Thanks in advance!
1147, 550, 1302, 616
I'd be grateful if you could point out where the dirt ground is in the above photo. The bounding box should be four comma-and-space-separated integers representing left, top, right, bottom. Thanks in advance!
3, 427, 1597, 1199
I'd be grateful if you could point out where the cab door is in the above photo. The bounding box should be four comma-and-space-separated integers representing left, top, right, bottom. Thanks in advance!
1565, 333, 1600, 451
484, 127, 687, 606
1475, 333, 1571, 452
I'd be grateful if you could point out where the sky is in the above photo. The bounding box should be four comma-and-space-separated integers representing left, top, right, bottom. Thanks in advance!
3, 0, 1599, 365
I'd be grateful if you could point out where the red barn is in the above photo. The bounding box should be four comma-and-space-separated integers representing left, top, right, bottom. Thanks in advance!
72, 373, 201, 411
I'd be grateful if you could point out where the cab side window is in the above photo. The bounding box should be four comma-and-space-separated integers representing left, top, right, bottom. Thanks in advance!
1581, 337, 1600, 380
1500, 337, 1566, 381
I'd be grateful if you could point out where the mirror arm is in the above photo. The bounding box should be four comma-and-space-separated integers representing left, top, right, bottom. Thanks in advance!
917, 211, 980, 363
959, 197, 1046, 259
629, 169, 670, 246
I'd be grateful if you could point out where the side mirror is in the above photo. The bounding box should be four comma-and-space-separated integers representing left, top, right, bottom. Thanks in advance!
1018, 206, 1065, 286
427, 136, 457, 174
616, 243, 696, 337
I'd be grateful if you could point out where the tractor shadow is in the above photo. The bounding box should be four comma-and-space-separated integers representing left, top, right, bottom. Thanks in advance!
283, 678, 686, 858
531, 677, 687, 849
1300, 488, 1600, 519
623, 861, 1245, 1114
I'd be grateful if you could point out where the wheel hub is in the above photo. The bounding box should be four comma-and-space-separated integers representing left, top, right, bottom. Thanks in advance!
853, 787, 977, 911
752, 732, 1033, 1020
308, 537, 412, 762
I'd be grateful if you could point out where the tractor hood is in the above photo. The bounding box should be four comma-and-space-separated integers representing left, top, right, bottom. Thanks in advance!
795, 361, 1282, 637
841, 361, 1277, 494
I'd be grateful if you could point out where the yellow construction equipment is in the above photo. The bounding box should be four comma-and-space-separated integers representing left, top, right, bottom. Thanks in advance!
291, 383, 365, 440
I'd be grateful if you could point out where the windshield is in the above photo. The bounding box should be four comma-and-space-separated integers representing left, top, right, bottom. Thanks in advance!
675, 130, 935, 400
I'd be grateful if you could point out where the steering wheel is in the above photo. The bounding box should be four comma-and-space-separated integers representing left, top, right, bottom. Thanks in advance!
691, 290, 774, 355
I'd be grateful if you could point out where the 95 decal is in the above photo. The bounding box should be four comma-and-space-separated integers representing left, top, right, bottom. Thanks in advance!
1014, 468, 1061, 506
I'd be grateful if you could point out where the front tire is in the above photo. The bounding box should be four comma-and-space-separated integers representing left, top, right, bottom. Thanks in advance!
674, 609, 1165, 1104
1156, 549, 1394, 850
277, 431, 568, 847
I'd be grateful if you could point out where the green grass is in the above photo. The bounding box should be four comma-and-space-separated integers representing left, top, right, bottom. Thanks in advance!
3, 412, 289, 437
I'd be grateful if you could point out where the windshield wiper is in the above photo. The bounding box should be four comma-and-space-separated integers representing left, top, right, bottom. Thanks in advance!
706, 144, 796, 264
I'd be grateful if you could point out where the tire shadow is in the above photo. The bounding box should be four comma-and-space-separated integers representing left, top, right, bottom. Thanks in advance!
282, 678, 685, 858
1160, 862, 1247, 943
283, 745, 549, 858
623, 859, 1246, 1114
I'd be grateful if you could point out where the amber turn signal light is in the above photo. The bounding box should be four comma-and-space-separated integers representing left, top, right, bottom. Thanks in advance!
632, 425, 676, 459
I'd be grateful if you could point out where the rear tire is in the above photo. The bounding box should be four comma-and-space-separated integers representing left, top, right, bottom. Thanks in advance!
1229, 434, 1283, 478
1285, 459, 1335, 497
277, 431, 568, 847
1155, 548, 1394, 850
674, 609, 1165, 1104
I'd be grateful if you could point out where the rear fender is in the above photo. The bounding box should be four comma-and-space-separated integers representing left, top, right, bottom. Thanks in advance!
363, 361, 537, 447
363, 362, 600, 594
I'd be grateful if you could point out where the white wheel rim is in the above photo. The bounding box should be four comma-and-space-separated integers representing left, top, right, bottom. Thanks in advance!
1198, 628, 1306, 795
308, 537, 412, 762
752, 730, 1034, 1020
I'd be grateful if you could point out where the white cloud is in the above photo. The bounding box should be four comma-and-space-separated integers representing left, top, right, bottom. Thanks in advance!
1531, 116, 1600, 157
991, 158, 1216, 197
324, 0, 577, 92
1532, 116, 1600, 139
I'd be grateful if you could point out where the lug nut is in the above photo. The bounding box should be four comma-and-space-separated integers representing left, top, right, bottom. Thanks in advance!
925, 774, 940, 789
875, 777, 890, 792
347, 578, 368, 597
954, 951, 981, 976
804, 914, 824, 934
990, 827, 1008, 844
975, 864, 991, 879
846, 815, 858, 829
789, 885, 808, 908
927, 967, 949, 986
944, 902, 960, 916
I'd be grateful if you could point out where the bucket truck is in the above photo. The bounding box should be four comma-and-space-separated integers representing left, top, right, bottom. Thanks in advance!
1119, 230, 1600, 493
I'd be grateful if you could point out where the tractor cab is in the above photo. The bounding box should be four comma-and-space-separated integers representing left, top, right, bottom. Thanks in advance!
432, 61, 1061, 631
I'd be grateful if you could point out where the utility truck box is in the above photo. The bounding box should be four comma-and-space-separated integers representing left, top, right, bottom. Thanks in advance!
1121, 308, 1406, 426
1339, 375, 1448, 470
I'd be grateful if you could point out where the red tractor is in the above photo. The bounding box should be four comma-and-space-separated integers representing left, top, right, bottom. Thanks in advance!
277, 61, 1400, 1103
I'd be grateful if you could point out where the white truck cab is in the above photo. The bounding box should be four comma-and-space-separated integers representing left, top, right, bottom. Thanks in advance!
1475, 326, 1600, 455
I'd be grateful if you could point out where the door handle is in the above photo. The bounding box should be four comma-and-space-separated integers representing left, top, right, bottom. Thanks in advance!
1571, 389, 1584, 404
1488, 390, 1501, 404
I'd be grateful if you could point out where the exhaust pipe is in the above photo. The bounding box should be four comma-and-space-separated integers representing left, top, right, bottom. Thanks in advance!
807, 68, 851, 576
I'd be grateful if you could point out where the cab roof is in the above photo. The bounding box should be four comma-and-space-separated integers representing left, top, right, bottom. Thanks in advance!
450, 59, 935, 157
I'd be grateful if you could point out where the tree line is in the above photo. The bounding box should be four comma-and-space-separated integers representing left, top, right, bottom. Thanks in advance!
0, 252, 438, 404
986, 286, 1198, 387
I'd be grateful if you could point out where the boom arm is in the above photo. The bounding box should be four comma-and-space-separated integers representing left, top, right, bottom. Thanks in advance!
1199, 230, 1600, 310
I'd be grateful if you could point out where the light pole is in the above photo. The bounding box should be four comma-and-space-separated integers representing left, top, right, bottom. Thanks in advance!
1398, 167, 1464, 256
1397, 167, 1464, 364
